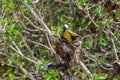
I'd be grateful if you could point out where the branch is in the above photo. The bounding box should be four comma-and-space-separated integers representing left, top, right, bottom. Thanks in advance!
10, 41, 36, 64
20, 0, 53, 37
111, 39, 119, 61
11, 58, 36, 80
45, 32, 56, 54
18, 65, 36, 80
75, 2, 99, 28
79, 60, 92, 78
22, 37, 35, 59
26, 39, 52, 51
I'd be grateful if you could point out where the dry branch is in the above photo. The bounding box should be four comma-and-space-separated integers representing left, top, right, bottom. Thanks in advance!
20, 0, 53, 37
10, 41, 36, 64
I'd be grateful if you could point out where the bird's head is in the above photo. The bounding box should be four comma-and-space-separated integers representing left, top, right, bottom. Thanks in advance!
63, 24, 69, 32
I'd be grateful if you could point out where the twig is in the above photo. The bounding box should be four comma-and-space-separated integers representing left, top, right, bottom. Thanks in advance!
113, 21, 120, 24
10, 41, 36, 64
1, 50, 36, 80
45, 32, 62, 62
18, 65, 36, 80
55, 0, 74, 5
80, 47, 93, 78
11, 58, 36, 80
20, 0, 53, 37
109, 30, 120, 44
45, 32, 56, 54
20, 18, 39, 32
26, 39, 52, 51
100, 64, 113, 70
75, 2, 99, 28
100, 46, 120, 57
22, 37, 36, 59
21, 14, 39, 30
85, 5, 99, 28
75, 43, 93, 78
79, 60, 92, 78
111, 39, 119, 61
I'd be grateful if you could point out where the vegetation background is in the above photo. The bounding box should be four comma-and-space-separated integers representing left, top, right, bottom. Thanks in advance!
0, 0, 120, 80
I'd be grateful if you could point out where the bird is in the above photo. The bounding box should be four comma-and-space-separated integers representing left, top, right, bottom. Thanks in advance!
62, 24, 79, 43
45, 24, 80, 80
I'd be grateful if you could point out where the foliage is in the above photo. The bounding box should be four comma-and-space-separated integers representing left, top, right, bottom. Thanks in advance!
113, 76, 120, 80
90, 73, 108, 80
0, 0, 120, 80
45, 70, 60, 80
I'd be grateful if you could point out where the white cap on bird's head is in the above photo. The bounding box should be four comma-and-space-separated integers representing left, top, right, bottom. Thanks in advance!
63, 24, 69, 32
64, 24, 69, 29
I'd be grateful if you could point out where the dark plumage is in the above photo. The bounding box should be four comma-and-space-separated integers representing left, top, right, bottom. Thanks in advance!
47, 63, 68, 71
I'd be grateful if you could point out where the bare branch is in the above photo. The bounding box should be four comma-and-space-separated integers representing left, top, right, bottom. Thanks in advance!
10, 41, 36, 64
18, 65, 36, 80
45, 32, 56, 54
111, 39, 119, 61
26, 39, 51, 51
20, 0, 53, 37
79, 60, 92, 78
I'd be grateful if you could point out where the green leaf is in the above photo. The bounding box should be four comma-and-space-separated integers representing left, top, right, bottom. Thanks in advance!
99, 37, 107, 46
13, 26, 23, 35
84, 38, 94, 49
115, 9, 120, 20
21, 75, 27, 80
93, 5, 102, 17
24, 0, 32, 4
7, 59, 13, 66
81, 72, 87, 79
101, 19, 113, 26
94, 73, 108, 80
113, 76, 120, 80
45, 70, 60, 80
72, 67, 81, 75
94, 53, 99, 59
22, 8, 28, 14
9, 73, 15, 80
75, 0, 88, 4
8, 0, 19, 2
